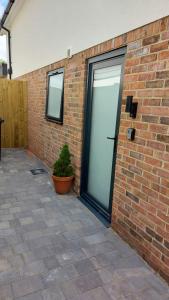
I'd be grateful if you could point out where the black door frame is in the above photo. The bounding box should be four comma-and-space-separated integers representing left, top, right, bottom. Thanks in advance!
80, 47, 126, 222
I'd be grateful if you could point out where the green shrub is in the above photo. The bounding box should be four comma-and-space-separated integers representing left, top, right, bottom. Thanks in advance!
53, 144, 74, 177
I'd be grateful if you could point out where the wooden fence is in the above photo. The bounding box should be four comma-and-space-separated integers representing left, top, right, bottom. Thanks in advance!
0, 79, 28, 148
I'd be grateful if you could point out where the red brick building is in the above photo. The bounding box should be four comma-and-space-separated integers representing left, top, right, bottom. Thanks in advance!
1, 0, 169, 282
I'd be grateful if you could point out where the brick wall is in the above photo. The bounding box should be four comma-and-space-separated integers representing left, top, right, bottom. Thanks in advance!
20, 16, 169, 282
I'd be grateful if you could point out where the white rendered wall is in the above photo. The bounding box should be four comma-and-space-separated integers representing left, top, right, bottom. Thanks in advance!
6, 0, 169, 78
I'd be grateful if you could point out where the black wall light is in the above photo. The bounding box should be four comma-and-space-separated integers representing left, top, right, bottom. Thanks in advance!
125, 96, 138, 119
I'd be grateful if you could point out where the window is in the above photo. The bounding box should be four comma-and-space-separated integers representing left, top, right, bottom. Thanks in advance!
46, 68, 64, 124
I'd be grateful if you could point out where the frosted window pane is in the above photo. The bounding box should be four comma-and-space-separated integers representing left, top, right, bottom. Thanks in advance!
87, 65, 121, 209
47, 73, 63, 119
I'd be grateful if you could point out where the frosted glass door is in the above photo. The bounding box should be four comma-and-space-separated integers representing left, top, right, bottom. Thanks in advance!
87, 64, 122, 210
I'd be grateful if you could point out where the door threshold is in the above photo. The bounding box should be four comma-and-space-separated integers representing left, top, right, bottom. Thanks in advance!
78, 196, 111, 228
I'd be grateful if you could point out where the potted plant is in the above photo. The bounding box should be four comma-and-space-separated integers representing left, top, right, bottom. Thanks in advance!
52, 144, 74, 194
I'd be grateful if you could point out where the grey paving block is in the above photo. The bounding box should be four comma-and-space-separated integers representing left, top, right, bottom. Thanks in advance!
98, 267, 117, 284
43, 256, 60, 270
0, 237, 8, 248
9, 218, 21, 228
90, 250, 121, 269
12, 275, 44, 298
41, 286, 65, 300
0, 228, 15, 236
19, 260, 47, 277
21, 251, 37, 264
84, 232, 108, 245
16, 291, 43, 300
0, 214, 14, 221
21, 221, 47, 233
9, 254, 24, 270
0, 221, 10, 229
27, 236, 53, 250
43, 264, 78, 286
82, 241, 115, 258
41, 197, 51, 203
0, 258, 11, 272
138, 288, 169, 300
12, 243, 29, 255
61, 280, 82, 299
81, 287, 111, 300
6, 234, 23, 247
74, 271, 103, 293
74, 258, 96, 275
0, 283, 13, 300
20, 217, 34, 226
0, 270, 20, 285
56, 249, 87, 265
103, 281, 129, 299
32, 245, 56, 260
112, 254, 145, 270
145, 273, 169, 295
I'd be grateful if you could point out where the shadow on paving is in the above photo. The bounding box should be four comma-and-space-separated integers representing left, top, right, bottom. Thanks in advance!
0, 149, 168, 300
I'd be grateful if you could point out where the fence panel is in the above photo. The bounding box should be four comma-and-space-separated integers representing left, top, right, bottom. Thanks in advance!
0, 79, 28, 148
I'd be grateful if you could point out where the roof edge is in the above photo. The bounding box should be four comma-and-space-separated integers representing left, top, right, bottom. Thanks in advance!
0, 0, 15, 30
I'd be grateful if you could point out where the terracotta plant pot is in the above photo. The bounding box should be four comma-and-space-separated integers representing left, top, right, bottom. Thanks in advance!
52, 175, 74, 194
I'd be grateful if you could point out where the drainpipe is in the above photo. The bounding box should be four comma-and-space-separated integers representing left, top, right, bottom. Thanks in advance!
0, 0, 15, 79
2, 26, 12, 79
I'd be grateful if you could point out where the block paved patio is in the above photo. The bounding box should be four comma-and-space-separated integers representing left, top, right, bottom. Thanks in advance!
0, 149, 168, 300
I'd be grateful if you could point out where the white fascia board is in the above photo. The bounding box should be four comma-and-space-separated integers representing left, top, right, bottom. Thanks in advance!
4, 0, 25, 30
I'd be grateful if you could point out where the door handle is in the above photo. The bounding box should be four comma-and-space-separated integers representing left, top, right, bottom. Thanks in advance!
107, 136, 117, 140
